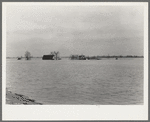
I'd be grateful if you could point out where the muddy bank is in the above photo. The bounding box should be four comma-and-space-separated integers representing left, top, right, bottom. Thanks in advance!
6, 89, 42, 105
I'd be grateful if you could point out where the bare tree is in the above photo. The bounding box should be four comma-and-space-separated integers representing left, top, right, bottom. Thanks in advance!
50, 52, 54, 55
54, 51, 59, 60
50, 51, 59, 60
25, 51, 31, 60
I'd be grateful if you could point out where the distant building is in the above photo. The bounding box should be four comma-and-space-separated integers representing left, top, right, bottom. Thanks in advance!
17, 57, 22, 60
42, 55, 54, 60
70, 55, 86, 60
79, 55, 86, 60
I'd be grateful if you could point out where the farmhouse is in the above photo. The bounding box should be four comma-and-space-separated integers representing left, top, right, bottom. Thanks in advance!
42, 55, 54, 60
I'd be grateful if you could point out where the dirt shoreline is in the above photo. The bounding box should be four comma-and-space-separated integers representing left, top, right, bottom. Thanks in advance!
6, 89, 42, 105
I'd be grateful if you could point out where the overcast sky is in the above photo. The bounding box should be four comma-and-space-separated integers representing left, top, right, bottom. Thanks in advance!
5, 4, 144, 57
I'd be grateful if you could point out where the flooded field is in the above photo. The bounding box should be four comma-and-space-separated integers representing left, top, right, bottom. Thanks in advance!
6, 58, 143, 104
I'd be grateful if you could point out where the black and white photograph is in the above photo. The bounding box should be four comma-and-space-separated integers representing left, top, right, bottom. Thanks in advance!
2, 2, 148, 120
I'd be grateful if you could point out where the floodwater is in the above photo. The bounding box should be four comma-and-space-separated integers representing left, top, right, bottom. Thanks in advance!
6, 58, 143, 104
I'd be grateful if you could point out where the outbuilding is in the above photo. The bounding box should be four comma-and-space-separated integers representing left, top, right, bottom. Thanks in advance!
42, 55, 54, 60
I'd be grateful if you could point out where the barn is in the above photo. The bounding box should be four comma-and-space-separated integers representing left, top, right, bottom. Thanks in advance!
42, 55, 54, 60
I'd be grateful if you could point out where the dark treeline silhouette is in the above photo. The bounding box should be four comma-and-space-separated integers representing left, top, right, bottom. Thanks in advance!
99, 55, 144, 58
69, 55, 144, 60
7, 55, 144, 59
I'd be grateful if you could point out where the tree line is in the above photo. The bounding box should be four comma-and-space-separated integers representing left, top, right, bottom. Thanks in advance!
17, 51, 61, 60
7, 51, 144, 60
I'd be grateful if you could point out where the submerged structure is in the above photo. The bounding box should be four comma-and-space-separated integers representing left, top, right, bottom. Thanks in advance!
70, 55, 86, 60
78, 55, 86, 60
17, 57, 22, 60
42, 55, 54, 60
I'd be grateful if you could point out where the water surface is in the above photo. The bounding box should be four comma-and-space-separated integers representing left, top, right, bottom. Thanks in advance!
6, 58, 143, 104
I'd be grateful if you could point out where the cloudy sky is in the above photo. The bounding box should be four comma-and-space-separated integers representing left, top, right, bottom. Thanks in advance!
5, 3, 144, 57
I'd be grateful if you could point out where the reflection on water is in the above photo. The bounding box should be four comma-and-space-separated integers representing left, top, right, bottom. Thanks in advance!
6, 58, 143, 104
